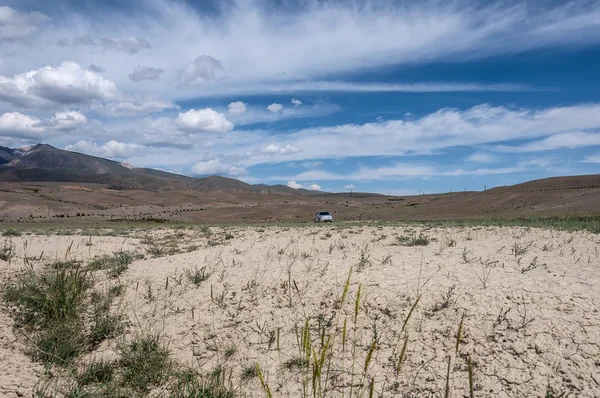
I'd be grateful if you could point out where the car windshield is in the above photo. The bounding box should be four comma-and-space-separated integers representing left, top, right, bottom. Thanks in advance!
318, 212, 330, 216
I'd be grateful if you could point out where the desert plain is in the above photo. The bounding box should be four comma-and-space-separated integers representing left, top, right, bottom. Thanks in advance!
1, 223, 599, 397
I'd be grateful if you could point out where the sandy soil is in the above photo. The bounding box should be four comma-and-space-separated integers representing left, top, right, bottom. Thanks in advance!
1, 225, 599, 397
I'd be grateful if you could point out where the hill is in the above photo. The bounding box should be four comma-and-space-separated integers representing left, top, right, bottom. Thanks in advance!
0, 144, 323, 194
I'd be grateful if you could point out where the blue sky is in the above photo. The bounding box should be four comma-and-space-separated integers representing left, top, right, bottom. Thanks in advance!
0, 1, 599, 194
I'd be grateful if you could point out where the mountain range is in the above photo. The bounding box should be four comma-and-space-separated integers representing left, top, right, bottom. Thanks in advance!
0, 143, 322, 195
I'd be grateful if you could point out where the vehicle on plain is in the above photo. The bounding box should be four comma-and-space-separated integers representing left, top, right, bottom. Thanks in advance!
314, 211, 333, 222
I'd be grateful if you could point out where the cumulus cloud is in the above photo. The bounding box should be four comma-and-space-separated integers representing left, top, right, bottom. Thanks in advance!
291, 98, 302, 106
0, 112, 42, 137
0, 6, 48, 41
286, 180, 321, 190
287, 181, 303, 189
344, 184, 355, 189
0, 110, 88, 139
190, 159, 246, 177
228, 101, 246, 116
0, 61, 118, 108
65, 140, 141, 158
267, 103, 283, 113
260, 144, 301, 156
175, 108, 234, 134
179, 55, 223, 86
128, 65, 164, 82
100, 36, 152, 54
39, 110, 88, 131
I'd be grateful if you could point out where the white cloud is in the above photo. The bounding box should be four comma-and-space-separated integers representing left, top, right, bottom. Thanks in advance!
302, 161, 322, 168
93, 97, 177, 117
129, 65, 164, 82
267, 103, 283, 113
287, 181, 303, 189
344, 184, 355, 189
291, 98, 302, 106
286, 180, 321, 190
0, 61, 118, 108
260, 144, 302, 156
175, 108, 234, 134
179, 55, 223, 86
100, 36, 152, 54
42, 111, 88, 131
581, 153, 600, 164
283, 163, 531, 181
492, 132, 600, 152
190, 159, 246, 177
0, 112, 42, 138
0, 6, 48, 41
228, 101, 246, 116
467, 151, 499, 163
0, 110, 88, 140
236, 104, 600, 165
65, 140, 141, 158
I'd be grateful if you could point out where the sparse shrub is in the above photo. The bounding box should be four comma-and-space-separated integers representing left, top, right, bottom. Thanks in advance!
119, 334, 171, 392
2, 229, 21, 237
186, 266, 213, 286
89, 251, 137, 277
394, 233, 430, 246
0, 238, 15, 261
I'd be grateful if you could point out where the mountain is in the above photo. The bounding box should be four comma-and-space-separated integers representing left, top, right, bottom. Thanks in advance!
0, 143, 323, 194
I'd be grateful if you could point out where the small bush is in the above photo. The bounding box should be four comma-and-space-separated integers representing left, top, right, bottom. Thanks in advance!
2, 229, 21, 237
120, 334, 171, 392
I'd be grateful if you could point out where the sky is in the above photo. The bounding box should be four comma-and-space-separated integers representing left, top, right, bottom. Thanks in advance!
0, 0, 599, 195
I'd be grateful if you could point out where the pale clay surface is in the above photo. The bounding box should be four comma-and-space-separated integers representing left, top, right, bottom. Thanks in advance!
1, 225, 599, 397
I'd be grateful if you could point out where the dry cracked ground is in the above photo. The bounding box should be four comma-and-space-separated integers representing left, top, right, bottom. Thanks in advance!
1, 224, 599, 397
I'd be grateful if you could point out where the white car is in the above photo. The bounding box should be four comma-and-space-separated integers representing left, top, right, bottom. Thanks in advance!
314, 211, 333, 222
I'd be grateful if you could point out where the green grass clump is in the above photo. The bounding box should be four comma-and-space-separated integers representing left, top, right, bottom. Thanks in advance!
77, 359, 116, 386
3, 265, 91, 328
395, 234, 430, 246
171, 371, 235, 398
88, 251, 138, 277
3, 264, 125, 367
2, 229, 22, 237
119, 334, 171, 392
186, 266, 213, 286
